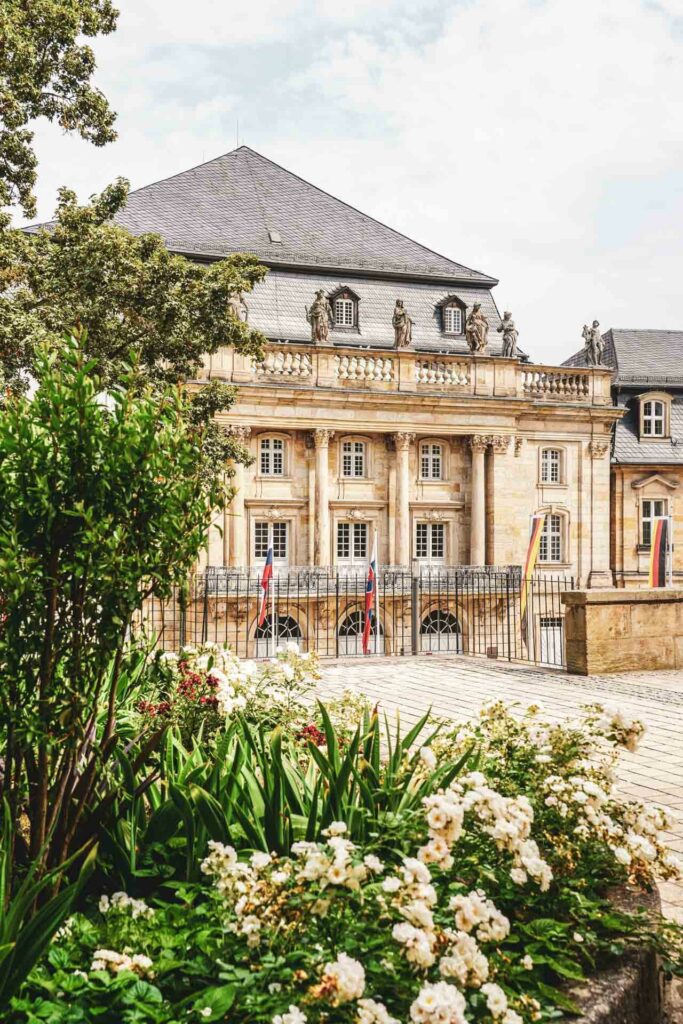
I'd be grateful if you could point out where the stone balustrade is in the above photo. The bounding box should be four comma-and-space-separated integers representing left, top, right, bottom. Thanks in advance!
201, 344, 611, 405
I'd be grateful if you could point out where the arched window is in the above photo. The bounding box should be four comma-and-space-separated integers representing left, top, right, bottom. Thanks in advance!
642, 400, 665, 437
338, 610, 384, 656
259, 436, 286, 476
420, 610, 462, 653
420, 442, 443, 480
341, 439, 367, 478
254, 614, 302, 658
540, 448, 562, 484
443, 304, 463, 335
539, 513, 563, 563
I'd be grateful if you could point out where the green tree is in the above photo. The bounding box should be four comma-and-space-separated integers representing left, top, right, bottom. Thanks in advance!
0, 179, 267, 393
0, 333, 233, 880
0, 0, 118, 221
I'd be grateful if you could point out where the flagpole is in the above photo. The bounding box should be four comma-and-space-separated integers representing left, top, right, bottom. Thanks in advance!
269, 522, 276, 658
374, 528, 379, 657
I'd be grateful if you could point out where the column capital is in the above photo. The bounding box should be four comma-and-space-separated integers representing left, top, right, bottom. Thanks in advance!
394, 430, 416, 452
469, 434, 488, 454
229, 425, 252, 443
488, 434, 511, 454
313, 427, 335, 448
588, 439, 610, 459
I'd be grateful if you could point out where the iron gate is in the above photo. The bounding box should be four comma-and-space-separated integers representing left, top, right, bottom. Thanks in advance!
140, 566, 575, 668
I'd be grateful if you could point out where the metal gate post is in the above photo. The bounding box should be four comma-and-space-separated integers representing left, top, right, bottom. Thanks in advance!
335, 572, 340, 659
411, 573, 419, 655
505, 573, 512, 661
201, 574, 209, 644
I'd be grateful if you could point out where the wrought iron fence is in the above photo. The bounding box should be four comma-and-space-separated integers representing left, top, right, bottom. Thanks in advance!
136, 566, 575, 668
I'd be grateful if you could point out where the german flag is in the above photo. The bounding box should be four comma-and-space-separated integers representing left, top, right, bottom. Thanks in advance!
520, 514, 545, 643
648, 517, 670, 588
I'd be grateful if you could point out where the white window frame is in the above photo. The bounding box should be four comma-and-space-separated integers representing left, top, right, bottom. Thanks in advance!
443, 304, 463, 335
538, 513, 563, 564
420, 442, 443, 481
259, 436, 286, 476
254, 520, 289, 568
641, 498, 667, 547
641, 399, 666, 438
341, 439, 367, 479
334, 296, 355, 328
336, 521, 369, 566
540, 448, 562, 485
415, 521, 446, 565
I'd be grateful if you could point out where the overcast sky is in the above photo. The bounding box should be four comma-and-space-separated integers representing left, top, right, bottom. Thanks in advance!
20, 0, 683, 364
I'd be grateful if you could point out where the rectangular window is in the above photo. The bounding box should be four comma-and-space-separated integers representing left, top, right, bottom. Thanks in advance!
255, 521, 288, 563
342, 440, 366, 478
539, 514, 562, 563
443, 306, 462, 334
541, 449, 561, 484
260, 437, 284, 476
642, 401, 665, 437
641, 499, 666, 547
420, 443, 443, 480
334, 297, 354, 327
337, 522, 368, 563
415, 522, 445, 562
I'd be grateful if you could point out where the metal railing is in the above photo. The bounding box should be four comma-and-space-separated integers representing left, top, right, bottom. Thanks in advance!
137, 567, 575, 669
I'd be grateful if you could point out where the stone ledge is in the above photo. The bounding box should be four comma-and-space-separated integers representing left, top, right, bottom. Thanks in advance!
567, 887, 664, 1024
563, 588, 683, 608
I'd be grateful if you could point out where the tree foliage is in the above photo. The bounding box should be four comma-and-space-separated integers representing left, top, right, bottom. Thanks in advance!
0, 333, 233, 883
0, 179, 268, 392
0, 0, 119, 220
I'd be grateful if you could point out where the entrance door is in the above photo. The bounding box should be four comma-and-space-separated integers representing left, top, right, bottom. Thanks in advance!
539, 616, 564, 667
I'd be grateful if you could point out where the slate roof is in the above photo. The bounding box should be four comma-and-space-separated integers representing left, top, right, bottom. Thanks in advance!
27, 147, 497, 284
563, 328, 683, 384
613, 393, 683, 465
249, 269, 504, 353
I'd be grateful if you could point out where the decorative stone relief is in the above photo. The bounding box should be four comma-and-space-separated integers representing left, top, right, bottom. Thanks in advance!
229, 425, 251, 443
514, 437, 524, 457
488, 434, 511, 453
335, 354, 395, 383
261, 507, 287, 519
313, 428, 335, 448
423, 510, 447, 521
346, 508, 370, 520
581, 320, 605, 366
306, 289, 334, 344
588, 439, 610, 459
469, 434, 489, 454
395, 431, 416, 451
465, 303, 489, 353
392, 299, 413, 348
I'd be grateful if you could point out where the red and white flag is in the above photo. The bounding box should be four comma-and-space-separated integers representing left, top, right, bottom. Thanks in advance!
362, 533, 378, 655
257, 545, 273, 627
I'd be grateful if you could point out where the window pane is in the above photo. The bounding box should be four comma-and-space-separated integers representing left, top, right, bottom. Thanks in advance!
255, 522, 268, 558
353, 523, 368, 558
273, 522, 287, 558
432, 445, 442, 479
444, 305, 462, 333
416, 523, 428, 558
260, 439, 270, 475
337, 523, 350, 558
335, 298, 354, 326
540, 514, 562, 562
431, 524, 445, 558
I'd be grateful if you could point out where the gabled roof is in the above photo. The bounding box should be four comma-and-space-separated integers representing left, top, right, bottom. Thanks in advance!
563, 328, 683, 384
26, 147, 497, 285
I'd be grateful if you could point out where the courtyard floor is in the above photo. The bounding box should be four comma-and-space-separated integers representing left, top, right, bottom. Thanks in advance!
318, 654, 683, 922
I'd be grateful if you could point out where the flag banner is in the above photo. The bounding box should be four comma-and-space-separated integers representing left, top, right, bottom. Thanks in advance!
520, 514, 545, 644
648, 517, 670, 588
258, 546, 274, 627
362, 533, 378, 655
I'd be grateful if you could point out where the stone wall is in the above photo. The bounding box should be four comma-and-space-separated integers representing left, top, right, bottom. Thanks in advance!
562, 587, 683, 674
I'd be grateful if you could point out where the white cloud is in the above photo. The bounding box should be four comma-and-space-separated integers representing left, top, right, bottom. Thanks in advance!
18, 0, 683, 362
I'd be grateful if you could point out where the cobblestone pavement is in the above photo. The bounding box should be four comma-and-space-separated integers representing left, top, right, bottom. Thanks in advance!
318, 655, 683, 923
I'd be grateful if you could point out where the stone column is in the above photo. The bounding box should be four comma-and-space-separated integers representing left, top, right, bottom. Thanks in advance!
587, 438, 613, 587
486, 434, 511, 566
314, 429, 334, 566
469, 435, 488, 566
395, 432, 415, 566
306, 443, 316, 567
229, 426, 251, 568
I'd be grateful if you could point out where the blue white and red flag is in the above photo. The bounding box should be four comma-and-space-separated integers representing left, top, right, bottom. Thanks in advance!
362, 533, 378, 655
258, 546, 273, 627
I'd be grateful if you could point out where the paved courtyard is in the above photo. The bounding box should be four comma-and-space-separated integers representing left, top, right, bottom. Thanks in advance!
319, 655, 683, 922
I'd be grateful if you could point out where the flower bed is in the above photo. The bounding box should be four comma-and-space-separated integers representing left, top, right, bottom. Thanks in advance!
9, 645, 683, 1023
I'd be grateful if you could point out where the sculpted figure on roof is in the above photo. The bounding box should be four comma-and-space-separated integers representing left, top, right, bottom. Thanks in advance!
582, 320, 604, 366
465, 302, 489, 353
306, 289, 334, 344
228, 291, 248, 323
497, 311, 519, 358
392, 299, 413, 348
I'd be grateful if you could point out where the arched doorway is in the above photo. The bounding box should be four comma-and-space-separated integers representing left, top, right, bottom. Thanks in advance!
337, 610, 385, 657
420, 610, 462, 653
254, 614, 302, 658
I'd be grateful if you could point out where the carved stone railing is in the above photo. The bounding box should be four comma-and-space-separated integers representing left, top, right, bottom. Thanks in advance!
334, 354, 395, 383
415, 358, 470, 387
254, 349, 312, 379
520, 367, 590, 400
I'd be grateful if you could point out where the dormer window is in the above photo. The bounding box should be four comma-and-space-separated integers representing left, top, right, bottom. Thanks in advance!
330, 287, 360, 330
437, 295, 466, 336
639, 393, 670, 439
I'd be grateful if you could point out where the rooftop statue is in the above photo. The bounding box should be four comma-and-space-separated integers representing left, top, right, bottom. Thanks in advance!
465, 302, 489, 353
392, 299, 413, 348
306, 289, 334, 344
497, 310, 519, 358
582, 320, 604, 366
228, 290, 248, 323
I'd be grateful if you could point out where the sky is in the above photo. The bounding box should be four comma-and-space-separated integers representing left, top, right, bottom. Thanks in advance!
19, 0, 683, 365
